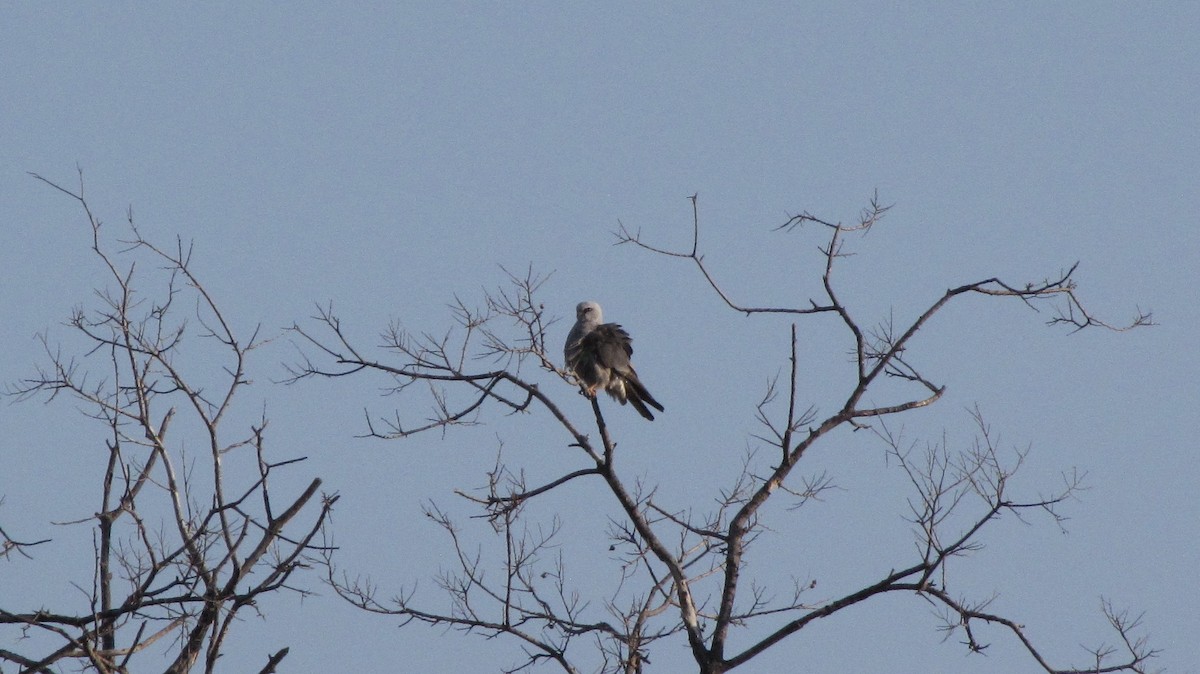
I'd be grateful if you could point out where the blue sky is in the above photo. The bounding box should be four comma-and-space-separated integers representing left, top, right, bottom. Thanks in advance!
2, 4, 1197, 672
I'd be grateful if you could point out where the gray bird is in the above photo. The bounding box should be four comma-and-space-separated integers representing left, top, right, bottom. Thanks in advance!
564, 301, 665, 421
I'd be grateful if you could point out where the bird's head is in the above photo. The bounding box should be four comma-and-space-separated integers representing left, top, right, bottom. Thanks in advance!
576, 301, 603, 324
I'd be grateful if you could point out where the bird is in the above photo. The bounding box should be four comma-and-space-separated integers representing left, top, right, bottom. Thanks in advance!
564, 301, 665, 421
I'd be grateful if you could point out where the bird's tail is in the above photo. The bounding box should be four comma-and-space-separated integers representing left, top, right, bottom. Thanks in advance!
623, 375, 664, 421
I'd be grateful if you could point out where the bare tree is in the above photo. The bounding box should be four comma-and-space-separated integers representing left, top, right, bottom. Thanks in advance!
2, 172, 335, 674
289, 193, 1156, 674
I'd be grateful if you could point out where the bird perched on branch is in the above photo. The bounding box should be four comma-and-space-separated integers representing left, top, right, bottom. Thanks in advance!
564, 301, 665, 421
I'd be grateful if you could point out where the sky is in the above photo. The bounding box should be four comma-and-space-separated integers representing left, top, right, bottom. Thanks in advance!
2, 4, 1198, 673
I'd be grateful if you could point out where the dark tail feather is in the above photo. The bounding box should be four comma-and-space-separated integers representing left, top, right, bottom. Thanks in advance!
625, 376, 664, 421
627, 391, 656, 421
629, 377, 664, 413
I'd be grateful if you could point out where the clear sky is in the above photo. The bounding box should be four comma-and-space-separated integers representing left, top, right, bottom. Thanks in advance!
2, 4, 1197, 673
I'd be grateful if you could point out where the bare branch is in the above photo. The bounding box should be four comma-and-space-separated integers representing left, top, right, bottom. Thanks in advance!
4, 172, 330, 673
294, 193, 1152, 674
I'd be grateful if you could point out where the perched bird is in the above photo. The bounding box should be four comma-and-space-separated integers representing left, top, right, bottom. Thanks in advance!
564, 301, 665, 421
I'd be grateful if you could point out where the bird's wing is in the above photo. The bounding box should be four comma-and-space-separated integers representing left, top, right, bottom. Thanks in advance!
595, 324, 665, 414
571, 318, 664, 420
564, 322, 586, 370
565, 301, 603, 370
584, 323, 635, 374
